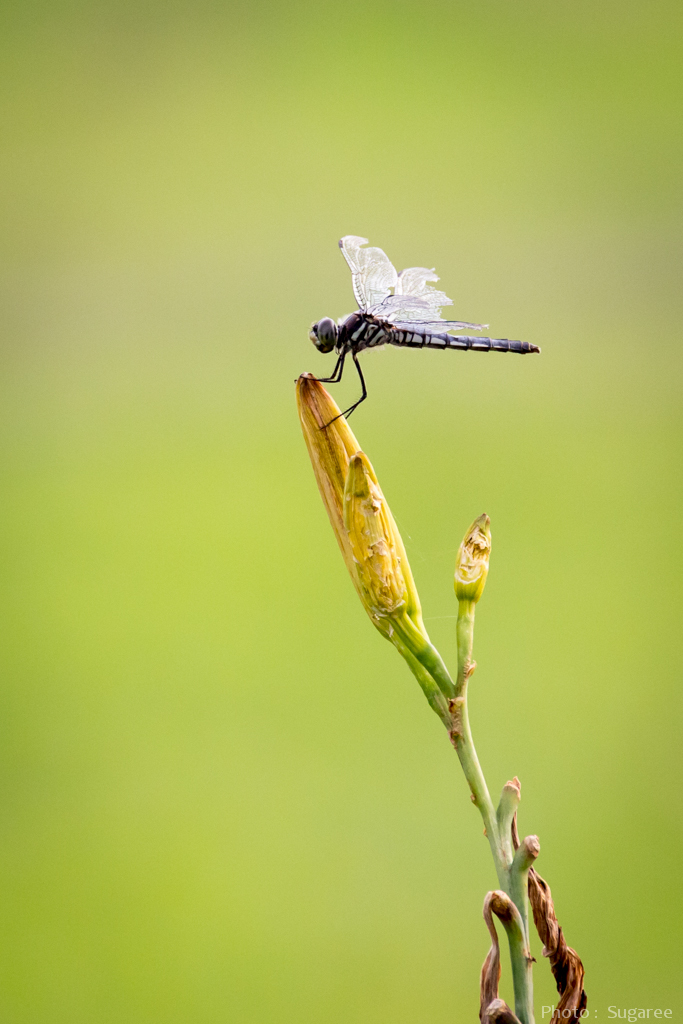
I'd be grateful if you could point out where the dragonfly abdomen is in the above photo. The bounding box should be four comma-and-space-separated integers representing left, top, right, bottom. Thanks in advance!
389, 329, 540, 355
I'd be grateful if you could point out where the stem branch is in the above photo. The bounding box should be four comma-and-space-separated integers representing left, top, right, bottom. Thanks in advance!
509, 836, 540, 952
487, 891, 535, 1024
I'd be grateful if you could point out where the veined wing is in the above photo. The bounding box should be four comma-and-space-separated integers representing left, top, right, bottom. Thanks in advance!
389, 318, 488, 333
339, 235, 398, 312
371, 268, 452, 321
369, 293, 486, 332
369, 294, 442, 320
396, 266, 444, 297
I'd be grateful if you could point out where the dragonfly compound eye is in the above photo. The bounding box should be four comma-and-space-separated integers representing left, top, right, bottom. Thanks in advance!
310, 318, 337, 353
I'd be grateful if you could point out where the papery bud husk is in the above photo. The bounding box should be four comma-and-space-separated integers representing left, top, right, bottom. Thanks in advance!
455, 514, 491, 604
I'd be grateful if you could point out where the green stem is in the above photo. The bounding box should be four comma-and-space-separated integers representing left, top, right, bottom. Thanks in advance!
452, 602, 507, 886
509, 836, 540, 953
392, 614, 456, 700
454, 600, 535, 1024
496, 780, 521, 868
489, 892, 535, 1024
390, 631, 453, 729
388, 602, 535, 1024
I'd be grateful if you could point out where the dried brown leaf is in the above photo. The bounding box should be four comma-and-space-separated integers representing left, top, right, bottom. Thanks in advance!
528, 868, 586, 1024
488, 998, 523, 1024
511, 810, 587, 1022
480, 892, 502, 1023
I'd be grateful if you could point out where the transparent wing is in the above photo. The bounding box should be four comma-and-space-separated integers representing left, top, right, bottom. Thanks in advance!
393, 265, 453, 317
369, 293, 485, 330
339, 235, 398, 311
396, 266, 442, 296
369, 294, 440, 320
389, 318, 488, 333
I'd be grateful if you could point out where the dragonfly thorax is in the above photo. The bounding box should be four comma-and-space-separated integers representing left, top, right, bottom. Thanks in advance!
309, 317, 338, 354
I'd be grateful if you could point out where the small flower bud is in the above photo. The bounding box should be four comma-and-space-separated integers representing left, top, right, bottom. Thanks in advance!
455, 514, 491, 604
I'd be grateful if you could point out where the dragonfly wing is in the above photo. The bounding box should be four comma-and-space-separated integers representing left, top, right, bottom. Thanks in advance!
339, 235, 398, 311
394, 264, 454, 317
370, 294, 480, 327
396, 266, 439, 295
370, 294, 431, 319
389, 318, 488, 333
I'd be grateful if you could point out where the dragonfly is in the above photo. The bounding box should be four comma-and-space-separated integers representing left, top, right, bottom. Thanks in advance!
309, 235, 540, 420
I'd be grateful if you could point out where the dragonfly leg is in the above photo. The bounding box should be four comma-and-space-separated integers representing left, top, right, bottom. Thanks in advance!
324, 354, 367, 427
312, 351, 346, 385
341, 355, 367, 418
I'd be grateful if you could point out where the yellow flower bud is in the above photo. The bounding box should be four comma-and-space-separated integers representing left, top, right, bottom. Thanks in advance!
455, 514, 491, 604
296, 373, 358, 580
297, 374, 455, 714
296, 374, 425, 636
344, 452, 408, 621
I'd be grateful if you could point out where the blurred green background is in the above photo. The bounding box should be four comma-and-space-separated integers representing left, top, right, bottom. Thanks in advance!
1, 1, 682, 1021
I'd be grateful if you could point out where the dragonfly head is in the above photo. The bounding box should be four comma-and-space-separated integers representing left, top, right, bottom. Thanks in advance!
309, 317, 338, 354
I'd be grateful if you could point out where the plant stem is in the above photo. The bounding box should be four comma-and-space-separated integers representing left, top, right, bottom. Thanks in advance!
497, 780, 521, 868
392, 614, 456, 701
509, 836, 540, 961
453, 600, 535, 1024
452, 602, 507, 885
488, 892, 535, 1024
390, 630, 453, 729
390, 600, 536, 1023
